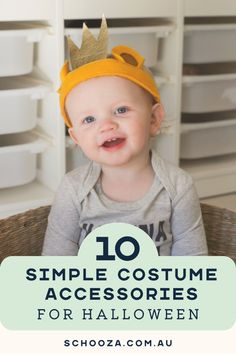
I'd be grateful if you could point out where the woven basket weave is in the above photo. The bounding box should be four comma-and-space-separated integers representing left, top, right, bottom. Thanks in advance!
0, 203, 236, 263
201, 203, 236, 262
0, 206, 50, 262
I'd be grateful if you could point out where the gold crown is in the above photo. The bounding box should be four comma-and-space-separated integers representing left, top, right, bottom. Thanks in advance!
67, 15, 108, 69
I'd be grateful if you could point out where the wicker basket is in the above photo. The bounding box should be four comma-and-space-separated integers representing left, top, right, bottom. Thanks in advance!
0, 203, 236, 263
0, 206, 50, 262
201, 203, 236, 262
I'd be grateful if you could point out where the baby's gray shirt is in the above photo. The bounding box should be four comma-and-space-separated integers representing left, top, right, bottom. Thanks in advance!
42, 150, 208, 256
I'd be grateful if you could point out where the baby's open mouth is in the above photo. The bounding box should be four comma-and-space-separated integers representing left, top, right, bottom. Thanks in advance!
102, 137, 125, 148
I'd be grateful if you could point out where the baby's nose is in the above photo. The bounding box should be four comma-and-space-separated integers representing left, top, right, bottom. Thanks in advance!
99, 118, 118, 133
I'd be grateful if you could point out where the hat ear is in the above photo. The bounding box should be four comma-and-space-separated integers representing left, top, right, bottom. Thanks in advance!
112, 45, 145, 68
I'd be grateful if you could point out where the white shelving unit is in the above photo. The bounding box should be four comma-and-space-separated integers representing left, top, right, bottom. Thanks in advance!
0, 0, 65, 218
180, 13, 236, 198
0, 0, 236, 218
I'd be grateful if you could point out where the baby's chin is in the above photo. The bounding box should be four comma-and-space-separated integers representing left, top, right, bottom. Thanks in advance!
86, 154, 129, 168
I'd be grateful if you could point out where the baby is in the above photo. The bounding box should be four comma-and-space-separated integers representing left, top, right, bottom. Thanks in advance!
42, 18, 207, 256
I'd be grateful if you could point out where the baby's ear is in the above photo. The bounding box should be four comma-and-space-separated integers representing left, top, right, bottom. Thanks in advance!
68, 127, 80, 145
150, 103, 165, 137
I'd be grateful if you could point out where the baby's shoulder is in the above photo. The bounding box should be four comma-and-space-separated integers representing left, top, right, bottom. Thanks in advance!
65, 162, 91, 183
63, 162, 101, 201
163, 159, 193, 187
153, 153, 194, 200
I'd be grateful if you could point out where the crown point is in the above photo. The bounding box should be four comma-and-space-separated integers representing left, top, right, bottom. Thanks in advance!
67, 16, 109, 70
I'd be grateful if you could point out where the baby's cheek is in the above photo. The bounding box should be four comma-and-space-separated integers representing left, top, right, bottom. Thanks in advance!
133, 123, 150, 139
80, 138, 96, 152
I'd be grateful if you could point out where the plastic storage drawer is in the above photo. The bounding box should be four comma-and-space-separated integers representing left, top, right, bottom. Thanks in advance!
182, 74, 236, 113
0, 77, 49, 135
180, 120, 236, 159
180, 154, 236, 198
183, 24, 236, 64
0, 23, 46, 77
0, 133, 47, 188
181, 110, 236, 123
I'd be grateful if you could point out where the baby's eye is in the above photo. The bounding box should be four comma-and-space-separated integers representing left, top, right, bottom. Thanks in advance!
82, 116, 96, 124
114, 106, 128, 115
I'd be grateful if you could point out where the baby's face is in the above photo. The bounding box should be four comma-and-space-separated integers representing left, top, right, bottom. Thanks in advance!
66, 76, 163, 167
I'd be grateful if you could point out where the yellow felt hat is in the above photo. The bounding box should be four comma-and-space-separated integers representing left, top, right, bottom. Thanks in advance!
58, 18, 160, 127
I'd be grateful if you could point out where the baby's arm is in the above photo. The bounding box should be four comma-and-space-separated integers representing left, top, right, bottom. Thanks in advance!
170, 179, 208, 256
42, 176, 80, 256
